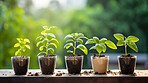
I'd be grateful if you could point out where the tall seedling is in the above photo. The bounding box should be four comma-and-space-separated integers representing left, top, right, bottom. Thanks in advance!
36, 26, 59, 56
14, 38, 30, 56
64, 33, 88, 55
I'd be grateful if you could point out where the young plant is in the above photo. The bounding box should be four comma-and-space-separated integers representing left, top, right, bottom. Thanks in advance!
14, 38, 30, 56
64, 33, 88, 55
36, 26, 59, 56
85, 37, 117, 56
113, 33, 139, 55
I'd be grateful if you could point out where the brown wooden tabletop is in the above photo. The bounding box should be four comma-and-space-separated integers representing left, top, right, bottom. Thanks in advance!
0, 69, 148, 83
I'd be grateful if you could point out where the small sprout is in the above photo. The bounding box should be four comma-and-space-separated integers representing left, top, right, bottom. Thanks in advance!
85, 37, 117, 56
113, 33, 139, 55
36, 26, 59, 56
14, 38, 30, 56
64, 33, 88, 55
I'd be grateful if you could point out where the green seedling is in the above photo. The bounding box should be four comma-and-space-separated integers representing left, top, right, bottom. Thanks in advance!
85, 37, 117, 56
36, 26, 59, 56
113, 33, 139, 55
14, 38, 30, 56
64, 33, 88, 55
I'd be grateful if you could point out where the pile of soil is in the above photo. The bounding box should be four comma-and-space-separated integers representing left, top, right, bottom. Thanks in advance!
120, 53, 134, 57
27, 72, 40, 76
93, 54, 105, 57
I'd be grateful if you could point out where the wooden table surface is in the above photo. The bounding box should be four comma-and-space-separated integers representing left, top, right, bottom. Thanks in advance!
0, 69, 148, 83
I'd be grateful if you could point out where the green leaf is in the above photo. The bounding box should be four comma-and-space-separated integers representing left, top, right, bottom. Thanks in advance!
105, 40, 117, 49
126, 36, 139, 42
113, 33, 124, 40
77, 33, 84, 38
101, 44, 106, 52
95, 44, 104, 54
43, 26, 49, 30
49, 38, 59, 44
85, 39, 94, 44
66, 39, 73, 43
14, 43, 20, 47
37, 52, 46, 56
64, 43, 73, 49
89, 46, 96, 50
39, 46, 44, 51
15, 49, 21, 56
100, 38, 107, 44
25, 45, 30, 49
47, 33, 56, 38
49, 43, 57, 48
24, 39, 30, 43
36, 41, 42, 47
36, 36, 44, 40
76, 44, 88, 55
42, 39, 48, 45
41, 30, 46, 35
117, 40, 125, 46
77, 38, 83, 44
127, 42, 138, 52
22, 47, 26, 52
93, 37, 99, 44
67, 50, 73, 53
64, 34, 73, 39
48, 48, 54, 54
16, 38, 22, 43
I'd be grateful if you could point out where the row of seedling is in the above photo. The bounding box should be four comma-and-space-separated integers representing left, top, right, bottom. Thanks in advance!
12, 26, 139, 75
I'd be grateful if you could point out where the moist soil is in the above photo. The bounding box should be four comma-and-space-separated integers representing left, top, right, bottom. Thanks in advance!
12, 56, 29, 75
39, 55, 56, 75
93, 54, 105, 57
119, 53, 136, 74
66, 54, 83, 74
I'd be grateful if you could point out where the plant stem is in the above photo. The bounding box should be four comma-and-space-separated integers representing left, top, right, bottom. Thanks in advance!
73, 39, 76, 55
99, 53, 100, 56
125, 41, 127, 55
21, 48, 23, 57
46, 45, 48, 56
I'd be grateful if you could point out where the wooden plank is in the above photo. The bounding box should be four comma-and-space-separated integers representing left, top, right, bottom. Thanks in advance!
0, 69, 147, 83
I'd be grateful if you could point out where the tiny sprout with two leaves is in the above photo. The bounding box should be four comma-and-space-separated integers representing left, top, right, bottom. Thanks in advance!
64, 33, 88, 55
85, 37, 117, 56
113, 33, 139, 55
14, 38, 30, 56
36, 26, 59, 56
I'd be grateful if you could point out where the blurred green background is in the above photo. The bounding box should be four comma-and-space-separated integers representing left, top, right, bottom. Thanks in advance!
0, 0, 148, 69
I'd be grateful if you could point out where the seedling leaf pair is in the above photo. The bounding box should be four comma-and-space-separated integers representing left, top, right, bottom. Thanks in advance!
113, 33, 139, 55
86, 37, 117, 55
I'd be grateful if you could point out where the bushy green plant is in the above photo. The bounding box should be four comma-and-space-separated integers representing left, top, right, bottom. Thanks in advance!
114, 33, 139, 55
85, 37, 117, 56
64, 33, 88, 55
14, 38, 30, 56
36, 26, 59, 56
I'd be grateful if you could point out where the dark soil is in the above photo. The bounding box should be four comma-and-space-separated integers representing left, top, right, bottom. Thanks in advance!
93, 54, 105, 57
66, 54, 83, 74
12, 56, 29, 75
119, 53, 136, 74
39, 55, 56, 75
120, 53, 134, 57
